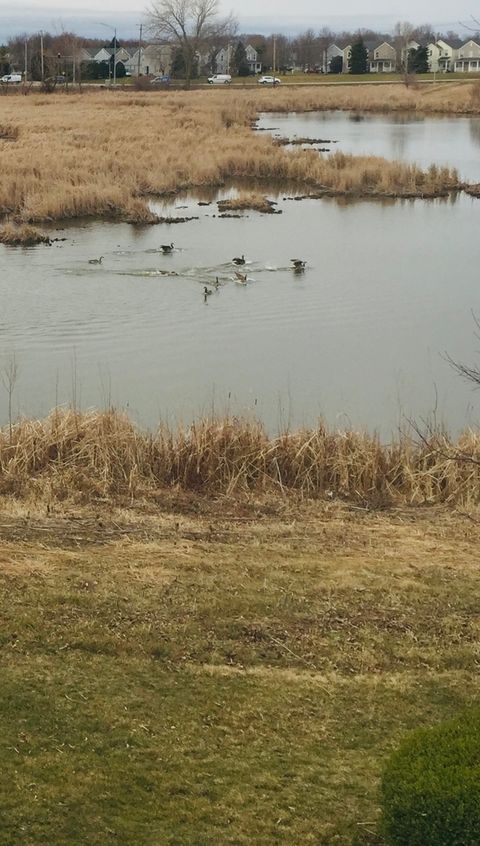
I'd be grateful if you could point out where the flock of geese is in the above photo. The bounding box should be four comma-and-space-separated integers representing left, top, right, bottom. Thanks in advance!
88, 242, 307, 299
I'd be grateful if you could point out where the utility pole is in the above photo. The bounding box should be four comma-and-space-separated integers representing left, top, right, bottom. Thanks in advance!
273, 35, 276, 78
113, 26, 117, 86
40, 31, 44, 82
24, 39, 28, 83
137, 23, 142, 77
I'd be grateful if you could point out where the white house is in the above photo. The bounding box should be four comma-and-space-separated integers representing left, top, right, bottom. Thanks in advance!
93, 47, 113, 63
454, 40, 480, 72
126, 44, 172, 76
325, 43, 344, 72
428, 39, 456, 72
215, 45, 232, 74
245, 44, 261, 74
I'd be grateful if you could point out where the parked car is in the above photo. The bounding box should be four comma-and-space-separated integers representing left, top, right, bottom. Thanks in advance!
150, 75, 170, 85
207, 74, 232, 84
0, 73, 22, 84
257, 75, 281, 85
54, 76, 66, 84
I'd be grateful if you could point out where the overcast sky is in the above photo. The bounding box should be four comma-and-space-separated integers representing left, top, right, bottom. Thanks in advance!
0, 0, 476, 39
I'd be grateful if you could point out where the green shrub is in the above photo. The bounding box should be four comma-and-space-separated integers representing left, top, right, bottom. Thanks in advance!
381, 709, 480, 845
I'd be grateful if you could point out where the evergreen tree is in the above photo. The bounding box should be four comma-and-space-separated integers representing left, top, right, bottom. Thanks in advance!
410, 46, 429, 73
0, 45, 9, 75
171, 48, 186, 78
234, 41, 249, 76
329, 55, 343, 73
349, 39, 368, 74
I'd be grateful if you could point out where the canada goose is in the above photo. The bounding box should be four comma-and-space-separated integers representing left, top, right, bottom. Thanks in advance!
161, 243, 174, 253
234, 270, 248, 284
290, 258, 306, 269
232, 254, 245, 265
88, 256, 103, 264
204, 286, 213, 296
214, 276, 220, 288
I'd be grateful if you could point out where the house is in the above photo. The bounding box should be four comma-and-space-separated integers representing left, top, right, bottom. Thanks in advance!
325, 43, 344, 72
93, 47, 113, 63
245, 44, 261, 74
454, 40, 480, 72
370, 41, 396, 72
76, 47, 93, 63
427, 40, 457, 73
341, 44, 352, 73
215, 45, 233, 74
93, 46, 131, 68
125, 44, 172, 76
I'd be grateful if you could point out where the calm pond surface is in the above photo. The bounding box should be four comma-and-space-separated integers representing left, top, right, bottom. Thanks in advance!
1, 184, 480, 435
257, 110, 480, 181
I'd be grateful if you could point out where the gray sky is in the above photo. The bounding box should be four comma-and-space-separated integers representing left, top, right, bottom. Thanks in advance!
0, 0, 476, 39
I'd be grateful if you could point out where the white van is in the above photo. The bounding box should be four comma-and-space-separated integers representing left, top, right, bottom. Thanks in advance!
207, 74, 232, 84
1, 74, 22, 83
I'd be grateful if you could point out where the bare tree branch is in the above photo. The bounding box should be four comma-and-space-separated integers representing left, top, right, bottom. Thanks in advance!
146, 0, 236, 88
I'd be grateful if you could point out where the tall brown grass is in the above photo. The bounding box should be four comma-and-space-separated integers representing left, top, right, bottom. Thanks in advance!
2, 407, 480, 506
0, 86, 468, 225
0, 222, 50, 245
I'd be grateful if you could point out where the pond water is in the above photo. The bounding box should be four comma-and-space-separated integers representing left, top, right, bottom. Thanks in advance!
1, 185, 480, 436
256, 110, 480, 181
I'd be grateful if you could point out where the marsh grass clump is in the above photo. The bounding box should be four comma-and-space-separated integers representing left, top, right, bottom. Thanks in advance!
1, 408, 480, 505
0, 222, 50, 245
217, 193, 279, 213
0, 123, 19, 141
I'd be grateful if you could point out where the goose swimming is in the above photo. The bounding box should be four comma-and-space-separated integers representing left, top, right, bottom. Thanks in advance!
88, 256, 104, 264
161, 243, 174, 253
232, 254, 245, 265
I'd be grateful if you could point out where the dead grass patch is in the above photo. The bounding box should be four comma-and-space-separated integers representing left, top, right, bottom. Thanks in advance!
217, 192, 279, 213
0, 87, 470, 224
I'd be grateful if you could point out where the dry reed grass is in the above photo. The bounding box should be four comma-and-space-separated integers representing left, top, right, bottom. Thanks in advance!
0, 123, 19, 141
253, 80, 480, 116
2, 407, 480, 506
217, 192, 278, 213
0, 86, 469, 225
0, 222, 50, 245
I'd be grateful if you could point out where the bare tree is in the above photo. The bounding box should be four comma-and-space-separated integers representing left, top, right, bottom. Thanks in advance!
318, 26, 334, 73
146, 0, 236, 88
393, 20, 416, 85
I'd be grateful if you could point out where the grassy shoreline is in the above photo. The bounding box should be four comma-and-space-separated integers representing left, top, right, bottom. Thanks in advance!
0, 83, 476, 238
0, 408, 479, 506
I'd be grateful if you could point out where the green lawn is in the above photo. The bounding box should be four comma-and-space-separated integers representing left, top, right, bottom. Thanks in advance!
1, 501, 479, 844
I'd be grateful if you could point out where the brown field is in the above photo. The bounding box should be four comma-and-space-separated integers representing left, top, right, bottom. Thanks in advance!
1, 407, 479, 507
0, 83, 473, 238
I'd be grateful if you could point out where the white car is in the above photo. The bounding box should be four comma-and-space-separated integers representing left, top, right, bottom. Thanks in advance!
257, 76, 281, 85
